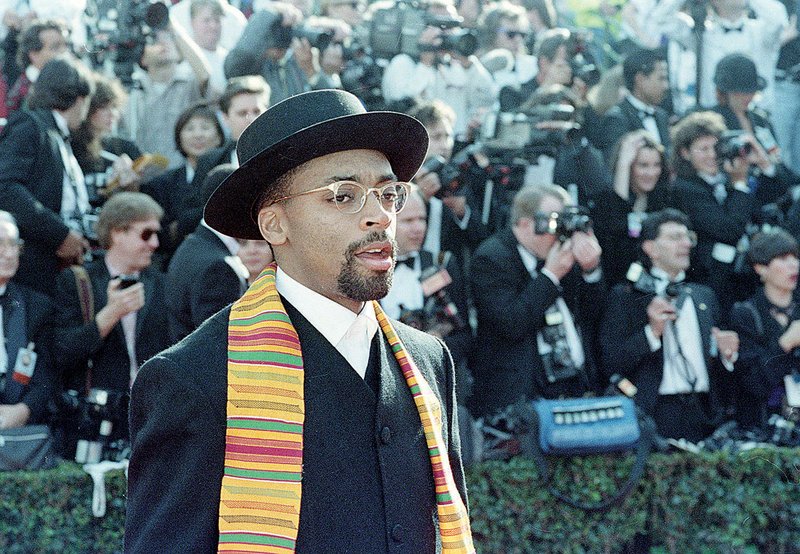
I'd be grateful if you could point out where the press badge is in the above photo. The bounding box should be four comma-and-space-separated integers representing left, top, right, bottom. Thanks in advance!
785, 373, 800, 408
627, 212, 644, 238
711, 242, 737, 264
12, 342, 36, 386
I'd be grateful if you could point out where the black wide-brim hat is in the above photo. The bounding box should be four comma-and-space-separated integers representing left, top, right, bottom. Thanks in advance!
713, 53, 767, 94
204, 89, 429, 239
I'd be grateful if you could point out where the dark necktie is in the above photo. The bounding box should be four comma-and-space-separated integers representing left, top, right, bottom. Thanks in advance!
396, 255, 417, 270
722, 24, 744, 33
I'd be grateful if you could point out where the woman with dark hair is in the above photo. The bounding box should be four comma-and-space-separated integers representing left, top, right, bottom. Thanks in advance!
72, 73, 143, 211
730, 229, 800, 428
590, 130, 669, 285
141, 102, 223, 265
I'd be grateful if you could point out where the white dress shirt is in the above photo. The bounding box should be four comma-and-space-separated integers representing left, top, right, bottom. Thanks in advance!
381, 253, 424, 319
517, 245, 585, 369
52, 111, 90, 226
276, 267, 379, 379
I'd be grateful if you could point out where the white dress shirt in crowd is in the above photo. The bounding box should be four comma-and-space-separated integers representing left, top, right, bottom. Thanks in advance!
52, 111, 91, 226
380, 253, 424, 319
517, 245, 586, 370
276, 267, 379, 379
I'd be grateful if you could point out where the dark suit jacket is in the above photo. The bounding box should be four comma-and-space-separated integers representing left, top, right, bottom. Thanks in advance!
125, 300, 466, 553
0, 109, 72, 295
166, 224, 245, 342
593, 96, 671, 162
141, 165, 192, 261
670, 174, 756, 309
1, 282, 56, 422
729, 289, 800, 427
191, 140, 236, 192
53, 255, 171, 394
469, 228, 605, 414
589, 187, 670, 286
599, 280, 729, 421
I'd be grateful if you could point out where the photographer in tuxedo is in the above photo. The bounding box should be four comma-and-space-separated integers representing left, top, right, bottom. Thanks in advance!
599, 208, 740, 442
469, 184, 604, 416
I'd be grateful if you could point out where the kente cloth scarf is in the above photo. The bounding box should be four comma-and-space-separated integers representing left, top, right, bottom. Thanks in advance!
218, 263, 475, 553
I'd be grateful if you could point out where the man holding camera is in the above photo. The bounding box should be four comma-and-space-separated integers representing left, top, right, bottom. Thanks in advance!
381, 0, 496, 140
53, 192, 170, 455
469, 184, 604, 416
224, 2, 343, 104
600, 209, 739, 442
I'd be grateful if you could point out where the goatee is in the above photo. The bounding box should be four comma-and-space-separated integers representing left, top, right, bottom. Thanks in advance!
337, 231, 397, 301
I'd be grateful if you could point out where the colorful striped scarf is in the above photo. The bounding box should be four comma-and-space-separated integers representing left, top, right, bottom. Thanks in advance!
218, 263, 475, 553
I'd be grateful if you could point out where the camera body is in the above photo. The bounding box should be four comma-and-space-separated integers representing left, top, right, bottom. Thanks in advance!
84, 0, 170, 86
58, 388, 130, 463
534, 207, 592, 240
716, 130, 754, 163
369, 0, 476, 59
482, 104, 581, 157
269, 20, 335, 51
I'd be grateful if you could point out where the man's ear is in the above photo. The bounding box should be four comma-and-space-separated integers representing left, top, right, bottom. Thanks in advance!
679, 146, 690, 161
753, 263, 768, 280
257, 205, 288, 246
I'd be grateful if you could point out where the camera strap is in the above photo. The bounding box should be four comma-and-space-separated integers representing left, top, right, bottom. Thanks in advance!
69, 265, 96, 394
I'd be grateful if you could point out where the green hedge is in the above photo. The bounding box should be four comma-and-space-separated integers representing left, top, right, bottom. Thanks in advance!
2, 449, 799, 553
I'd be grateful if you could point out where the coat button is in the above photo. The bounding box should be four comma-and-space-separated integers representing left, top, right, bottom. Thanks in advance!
391, 524, 404, 542
380, 426, 392, 445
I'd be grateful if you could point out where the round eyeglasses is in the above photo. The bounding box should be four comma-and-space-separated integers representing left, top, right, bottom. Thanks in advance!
272, 180, 414, 214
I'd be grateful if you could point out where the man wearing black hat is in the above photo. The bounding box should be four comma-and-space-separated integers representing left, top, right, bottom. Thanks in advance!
711, 53, 798, 205
125, 90, 474, 553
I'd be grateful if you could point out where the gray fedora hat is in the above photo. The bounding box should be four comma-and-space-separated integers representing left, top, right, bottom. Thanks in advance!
204, 89, 429, 239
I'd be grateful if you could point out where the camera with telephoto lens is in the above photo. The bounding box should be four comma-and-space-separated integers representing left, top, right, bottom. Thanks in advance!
84, 0, 170, 86
534, 206, 592, 241
716, 130, 754, 163
369, 0, 477, 59
481, 104, 582, 157
627, 262, 685, 298
60, 388, 130, 463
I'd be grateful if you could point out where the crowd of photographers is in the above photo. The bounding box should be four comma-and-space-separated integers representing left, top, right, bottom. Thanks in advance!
0, 0, 800, 464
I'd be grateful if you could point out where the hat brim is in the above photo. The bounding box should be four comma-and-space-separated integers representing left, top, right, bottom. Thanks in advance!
204, 111, 429, 239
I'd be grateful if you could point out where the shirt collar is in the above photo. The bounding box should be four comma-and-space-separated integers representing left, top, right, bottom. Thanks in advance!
275, 266, 378, 347
52, 110, 70, 138
516, 244, 540, 274
651, 266, 685, 285
698, 171, 724, 185
627, 94, 655, 115
25, 65, 40, 83
105, 257, 139, 279
201, 219, 240, 255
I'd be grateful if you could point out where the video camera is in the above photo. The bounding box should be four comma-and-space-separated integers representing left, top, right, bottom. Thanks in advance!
481, 104, 582, 158
716, 130, 754, 163
84, 0, 170, 86
534, 206, 592, 241
369, 0, 477, 60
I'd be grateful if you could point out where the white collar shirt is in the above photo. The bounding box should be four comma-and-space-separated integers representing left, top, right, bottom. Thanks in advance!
276, 267, 379, 379
52, 110, 91, 225
380, 252, 424, 319
517, 245, 585, 369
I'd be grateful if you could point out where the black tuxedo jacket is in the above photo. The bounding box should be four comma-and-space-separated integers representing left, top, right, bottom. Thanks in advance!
670, 174, 756, 312
594, 97, 671, 162
1, 282, 56, 422
599, 281, 728, 419
191, 140, 236, 191
469, 228, 605, 414
729, 288, 800, 427
0, 109, 72, 295
125, 300, 466, 553
54, 256, 171, 394
166, 224, 245, 342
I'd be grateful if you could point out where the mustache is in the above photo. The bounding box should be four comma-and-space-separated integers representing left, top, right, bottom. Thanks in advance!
346, 231, 397, 260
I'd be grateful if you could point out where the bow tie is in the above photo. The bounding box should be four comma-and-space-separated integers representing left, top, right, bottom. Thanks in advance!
722, 24, 744, 33
638, 108, 656, 119
396, 256, 417, 270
